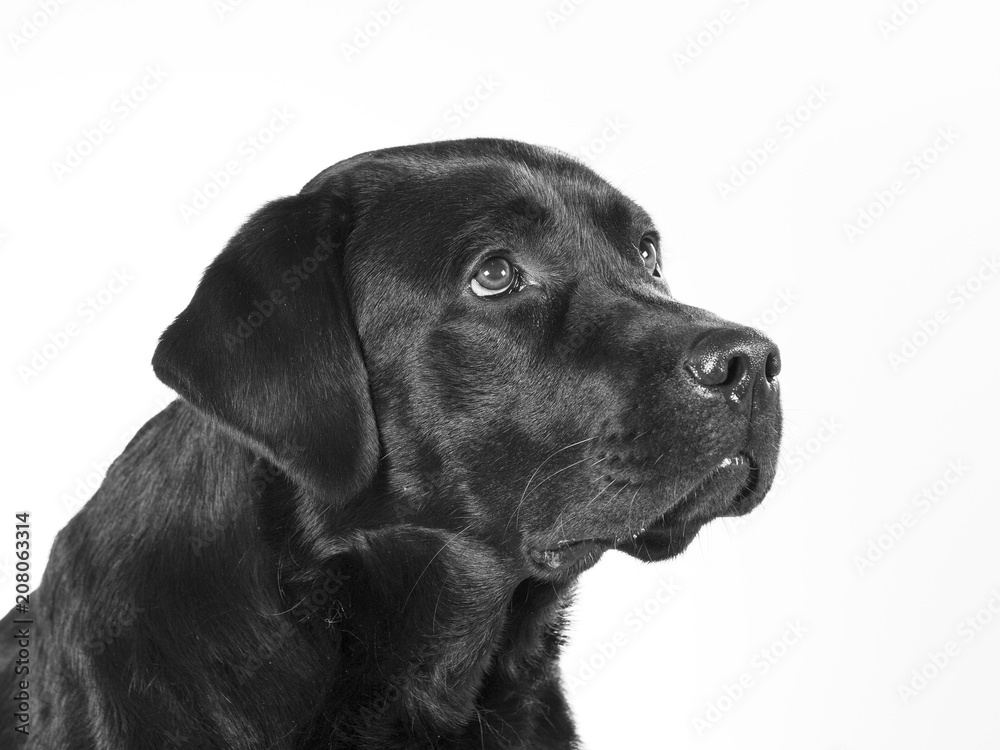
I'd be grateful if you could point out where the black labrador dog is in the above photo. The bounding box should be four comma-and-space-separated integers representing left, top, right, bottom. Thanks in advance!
2, 138, 781, 749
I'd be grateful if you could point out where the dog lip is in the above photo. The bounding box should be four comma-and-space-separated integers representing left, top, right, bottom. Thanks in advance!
528, 538, 613, 571
717, 454, 750, 470
532, 523, 652, 561
640, 452, 758, 530
529, 453, 759, 569
730, 455, 761, 508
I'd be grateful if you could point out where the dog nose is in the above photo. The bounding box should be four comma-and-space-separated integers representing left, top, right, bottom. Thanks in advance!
684, 328, 780, 419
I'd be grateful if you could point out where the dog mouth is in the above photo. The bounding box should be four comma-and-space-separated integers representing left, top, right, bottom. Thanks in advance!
656, 453, 760, 521
528, 454, 759, 572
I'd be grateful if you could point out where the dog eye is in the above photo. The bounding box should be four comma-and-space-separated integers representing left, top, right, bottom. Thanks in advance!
471, 257, 521, 297
639, 236, 659, 276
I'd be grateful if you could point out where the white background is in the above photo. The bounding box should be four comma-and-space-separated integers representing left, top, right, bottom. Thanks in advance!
2, 1, 999, 748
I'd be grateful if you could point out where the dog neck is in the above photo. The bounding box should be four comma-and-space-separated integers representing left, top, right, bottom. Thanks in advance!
259, 469, 579, 746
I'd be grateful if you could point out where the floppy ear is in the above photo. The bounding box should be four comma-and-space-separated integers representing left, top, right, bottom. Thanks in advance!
152, 185, 379, 502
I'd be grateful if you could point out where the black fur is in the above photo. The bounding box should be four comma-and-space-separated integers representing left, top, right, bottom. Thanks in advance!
1, 138, 781, 748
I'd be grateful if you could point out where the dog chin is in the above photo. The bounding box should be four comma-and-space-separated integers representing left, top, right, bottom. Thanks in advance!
613, 520, 708, 562
618, 454, 772, 562
528, 454, 771, 572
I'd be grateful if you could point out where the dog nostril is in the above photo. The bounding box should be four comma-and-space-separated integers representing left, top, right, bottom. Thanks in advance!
685, 327, 780, 417
765, 350, 781, 382
723, 356, 746, 388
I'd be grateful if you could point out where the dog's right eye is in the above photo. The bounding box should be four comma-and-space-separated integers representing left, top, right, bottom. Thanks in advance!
639, 236, 660, 276
471, 257, 521, 297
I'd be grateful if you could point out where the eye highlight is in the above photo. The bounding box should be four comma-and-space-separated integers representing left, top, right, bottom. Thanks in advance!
639, 236, 660, 276
470, 256, 523, 297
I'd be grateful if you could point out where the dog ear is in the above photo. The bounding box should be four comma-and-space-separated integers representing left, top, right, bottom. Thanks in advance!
152, 184, 379, 502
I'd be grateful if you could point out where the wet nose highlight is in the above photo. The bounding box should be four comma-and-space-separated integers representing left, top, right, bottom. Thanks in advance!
684, 328, 780, 418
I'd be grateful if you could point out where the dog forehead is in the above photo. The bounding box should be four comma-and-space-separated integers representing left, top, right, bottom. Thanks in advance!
341, 142, 655, 324
356, 153, 643, 252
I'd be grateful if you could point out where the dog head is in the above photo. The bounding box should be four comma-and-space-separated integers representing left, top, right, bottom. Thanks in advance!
153, 138, 782, 580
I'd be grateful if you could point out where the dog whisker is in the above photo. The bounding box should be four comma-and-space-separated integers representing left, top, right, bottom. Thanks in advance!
577, 478, 618, 517
507, 436, 598, 535
626, 482, 645, 532
400, 523, 475, 613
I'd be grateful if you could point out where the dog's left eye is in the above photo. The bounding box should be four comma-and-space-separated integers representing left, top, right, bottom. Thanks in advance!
639, 236, 659, 276
470, 257, 523, 297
